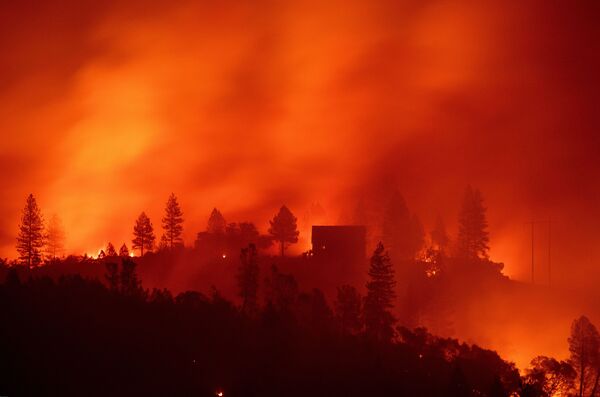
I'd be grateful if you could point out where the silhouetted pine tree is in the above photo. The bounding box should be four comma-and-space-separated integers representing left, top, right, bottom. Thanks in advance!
105, 262, 119, 291
238, 243, 259, 315
119, 243, 130, 257
161, 193, 183, 249
120, 258, 143, 297
239, 222, 260, 244
352, 197, 368, 226
16, 194, 45, 267
382, 191, 424, 261
132, 212, 155, 256
268, 205, 299, 257
106, 242, 117, 257
207, 208, 226, 234
457, 186, 490, 259
364, 242, 396, 342
158, 234, 169, 251
265, 265, 299, 311
335, 285, 363, 335
431, 214, 449, 252
45, 214, 65, 261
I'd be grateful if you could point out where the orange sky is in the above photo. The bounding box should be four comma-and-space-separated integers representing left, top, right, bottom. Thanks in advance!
1, 0, 599, 287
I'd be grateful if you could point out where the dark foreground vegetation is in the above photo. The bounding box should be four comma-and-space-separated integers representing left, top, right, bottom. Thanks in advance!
0, 270, 520, 397
2, 261, 595, 397
3, 189, 598, 396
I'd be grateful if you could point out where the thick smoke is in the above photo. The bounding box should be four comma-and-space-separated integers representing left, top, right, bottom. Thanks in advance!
1, 0, 599, 284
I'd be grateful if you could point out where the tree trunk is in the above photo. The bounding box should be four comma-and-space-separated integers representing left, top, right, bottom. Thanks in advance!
581, 352, 586, 397
280, 240, 285, 257
590, 370, 600, 397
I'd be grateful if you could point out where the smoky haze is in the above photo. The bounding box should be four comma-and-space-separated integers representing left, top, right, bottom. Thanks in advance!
1, 0, 599, 291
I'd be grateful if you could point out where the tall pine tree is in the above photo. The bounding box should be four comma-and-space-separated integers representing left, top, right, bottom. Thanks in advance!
119, 243, 130, 257
382, 191, 424, 261
106, 242, 117, 257
16, 194, 45, 267
45, 213, 65, 261
132, 212, 155, 256
457, 186, 490, 259
207, 208, 226, 234
237, 243, 259, 315
335, 285, 363, 335
268, 205, 299, 257
364, 242, 396, 342
430, 215, 449, 252
161, 193, 183, 249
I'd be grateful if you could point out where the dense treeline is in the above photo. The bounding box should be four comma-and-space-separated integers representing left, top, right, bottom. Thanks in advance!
11, 192, 300, 264
11, 185, 488, 266
1, 266, 522, 397
1, 251, 597, 396
5, 188, 595, 396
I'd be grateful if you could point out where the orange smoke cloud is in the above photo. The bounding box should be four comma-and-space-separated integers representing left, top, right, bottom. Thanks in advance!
0, 0, 599, 290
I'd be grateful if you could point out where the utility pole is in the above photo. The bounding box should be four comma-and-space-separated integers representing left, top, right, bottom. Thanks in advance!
531, 220, 535, 284
548, 218, 552, 287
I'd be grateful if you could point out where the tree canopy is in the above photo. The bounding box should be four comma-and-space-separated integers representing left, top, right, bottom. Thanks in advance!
45, 214, 65, 261
16, 194, 45, 267
207, 208, 226, 234
568, 315, 600, 397
119, 243, 130, 257
162, 193, 184, 249
268, 205, 299, 257
457, 186, 490, 260
237, 243, 259, 315
132, 212, 156, 256
382, 191, 424, 261
364, 242, 397, 342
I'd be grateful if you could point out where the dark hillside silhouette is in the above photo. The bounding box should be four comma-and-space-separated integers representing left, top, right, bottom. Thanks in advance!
1, 190, 597, 396
0, 262, 528, 397
1, 2, 598, 394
